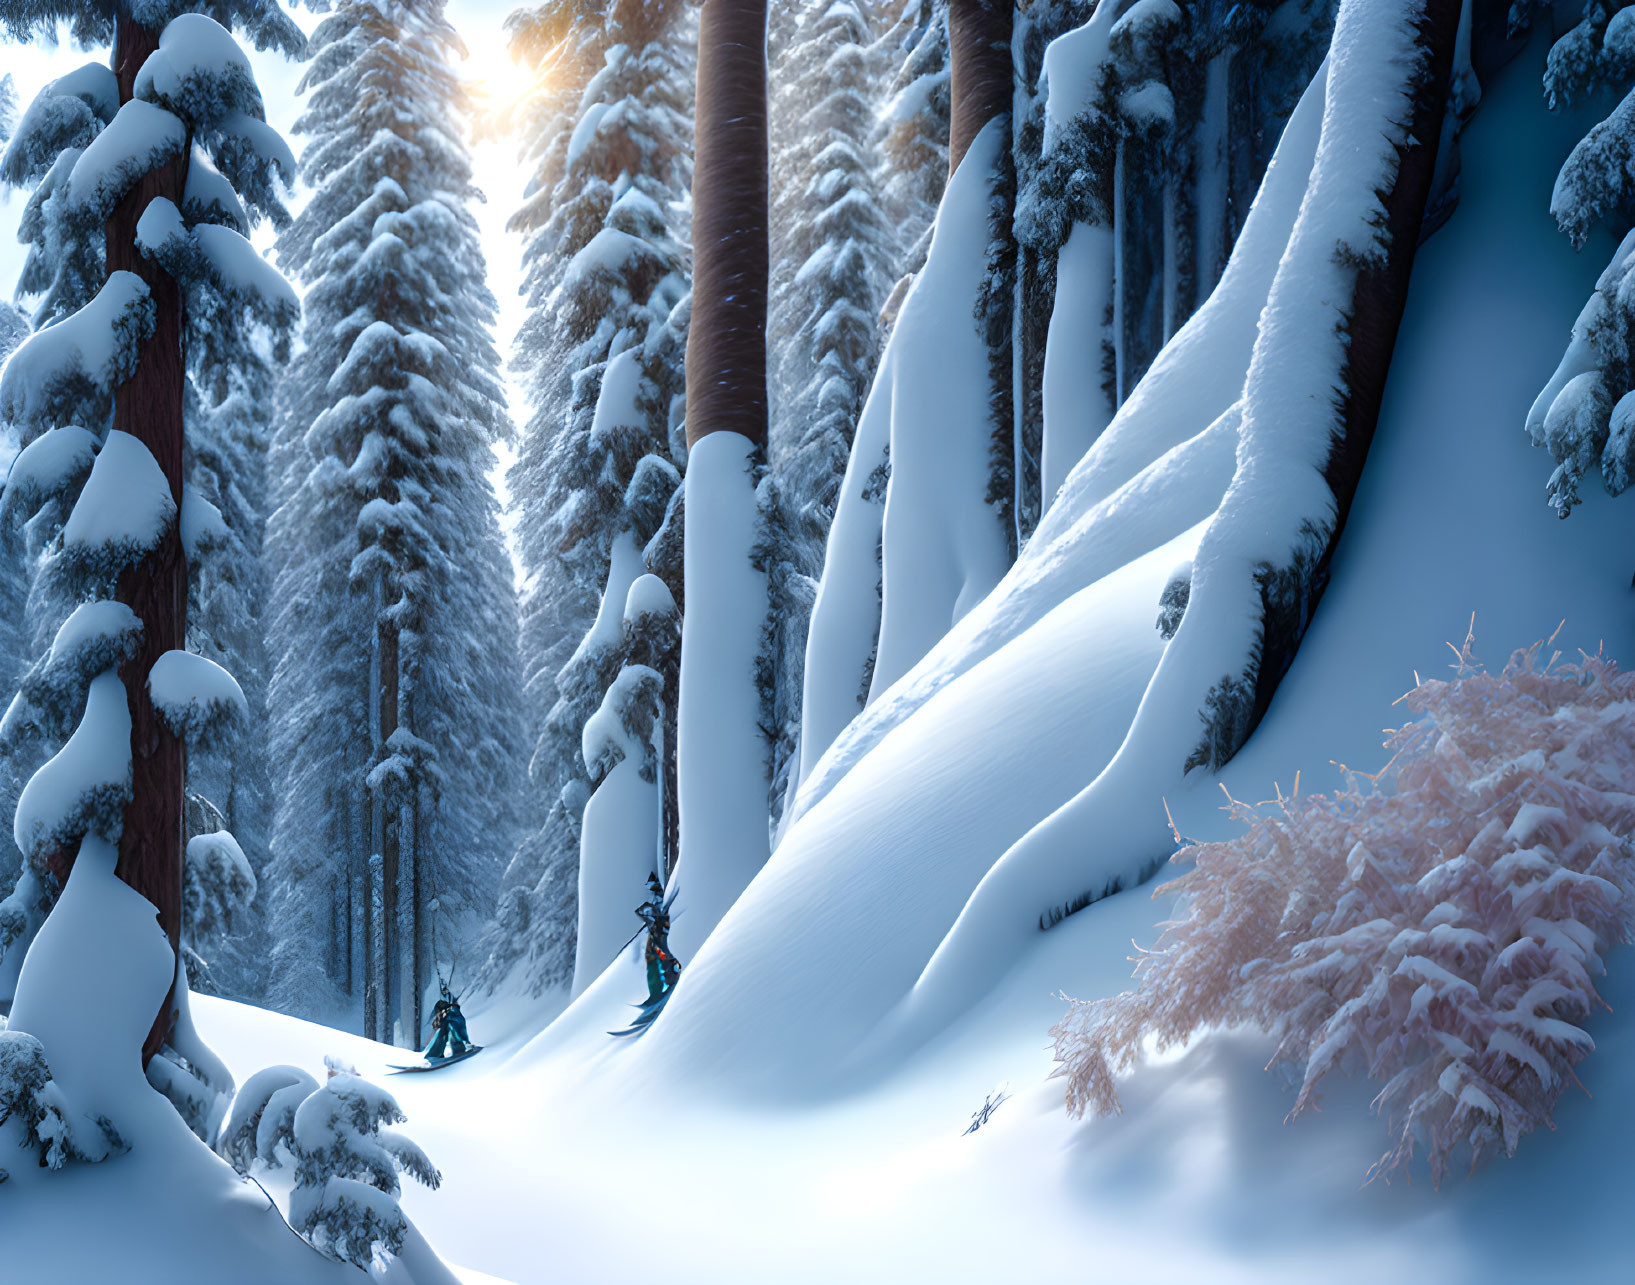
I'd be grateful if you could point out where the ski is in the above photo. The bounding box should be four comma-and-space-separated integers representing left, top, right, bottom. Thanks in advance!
386, 1046, 484, 1074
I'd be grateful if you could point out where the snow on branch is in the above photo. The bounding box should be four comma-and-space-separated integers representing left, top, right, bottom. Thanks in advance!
2, 601, 145, 746
134, 13, 263, 132
136, 196, 298, 333
185, 830, 255, 940
12, 671, 132, 864
216, 1063, 318, 1174
60, 429, 177, 584
63, 98, 187, 226
181, 147, 248, 233
1527, 228, 1635, 514
0, 424, 97, 523
1051, 640, 1635, 1186
0, 1029, 125, 1169
147, 649, 247, 745
582, 663, 663, 785
0, 272, 154, 432
0, 63, 116, 189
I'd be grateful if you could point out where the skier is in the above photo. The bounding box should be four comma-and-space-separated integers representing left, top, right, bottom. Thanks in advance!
424, 984, 470, 1060
636, 873, 680, 1003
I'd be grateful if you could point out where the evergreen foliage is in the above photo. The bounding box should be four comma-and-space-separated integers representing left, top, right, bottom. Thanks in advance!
483, 0, 694, 997
0, 1028, 125, 1168
765, 0, 894, 824
289, 1072, 440, 1269
1053, 638, 1635, 1187
873, 0, 950, 324
0, 4, 297, 1049
1526, 3, 1635, 515
265, 0, 524, 1043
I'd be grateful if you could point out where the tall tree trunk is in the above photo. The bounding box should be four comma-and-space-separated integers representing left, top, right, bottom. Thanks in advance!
947, 0, 1013, 179
687, 0, 770, 449
1247, 0, 1460, 728
108, 14, 189, 1068
673, 0, 772, 962
375, 611, 400, 1042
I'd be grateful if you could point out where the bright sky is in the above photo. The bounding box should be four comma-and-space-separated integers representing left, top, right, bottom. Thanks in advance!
0, 1, 543, 527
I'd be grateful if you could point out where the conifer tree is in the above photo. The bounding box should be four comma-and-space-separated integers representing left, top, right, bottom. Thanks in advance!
0, 73, 28, 914
0, 0, 300, 1087
764, 0, 894, 822
874, 0, 951, 315
265, 0, 523, 1045
484, 0, 694, 997
1524, 1, 1635, 515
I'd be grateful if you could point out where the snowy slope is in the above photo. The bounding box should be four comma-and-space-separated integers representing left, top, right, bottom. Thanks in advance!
273, 34, 1635, 1283
12, 24, 1635, 1285
611, 25, 1635, 1095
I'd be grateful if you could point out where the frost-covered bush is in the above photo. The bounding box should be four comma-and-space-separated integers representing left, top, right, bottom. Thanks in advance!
1051, 636, 1635, 1185
288, 1074, 440, 1269
0, 1029, 124, 1168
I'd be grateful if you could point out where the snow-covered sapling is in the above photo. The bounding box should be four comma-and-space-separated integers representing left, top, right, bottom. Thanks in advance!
288, 1073, 441, 1269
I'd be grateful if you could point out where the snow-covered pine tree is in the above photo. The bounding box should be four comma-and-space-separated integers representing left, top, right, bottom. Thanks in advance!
1522, 2, 1635, 514
289, 1073, 441, 1269
874, 0, 951, 321
485, 0, 693, 998
0, 72, 29, 915
0, 0, 300, 1123
764, 0, 894, 825
265, 0, 524, 1047
795, 0, 1014, 794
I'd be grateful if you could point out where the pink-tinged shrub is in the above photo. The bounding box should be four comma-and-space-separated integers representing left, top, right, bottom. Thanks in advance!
1051, 634, 1635, 1185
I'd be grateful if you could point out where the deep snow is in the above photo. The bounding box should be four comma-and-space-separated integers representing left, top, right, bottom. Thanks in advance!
9, 22, 1635, 1285
185, 32, 1635, 1285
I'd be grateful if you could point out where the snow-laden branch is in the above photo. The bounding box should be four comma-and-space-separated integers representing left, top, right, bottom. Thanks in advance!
1, 601, 145, 747
136, 195, 298, 335
148, 649, 248, 744
63, 98, 187, 227
0, 272, 154, 431
12, 671, 132, 864
0, 424, 98, 522
0, 63, 116, 189
61, 429, 178, 584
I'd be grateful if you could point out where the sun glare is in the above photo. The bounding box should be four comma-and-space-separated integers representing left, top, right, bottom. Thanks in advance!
465, 37, 540, 116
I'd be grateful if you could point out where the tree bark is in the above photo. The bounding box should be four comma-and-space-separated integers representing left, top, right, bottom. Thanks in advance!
947, 0, 1013, 179
1246, 0, 1461, 730
375, 609, 400, 1042
686, 0, 769, 448
107, 14, 190, 1068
